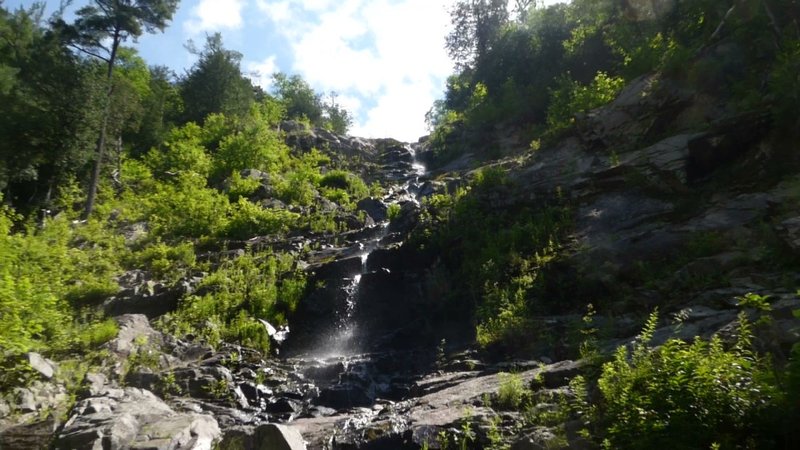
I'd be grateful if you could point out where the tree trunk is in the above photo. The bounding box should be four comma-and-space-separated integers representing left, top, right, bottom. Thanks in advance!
82, 29, 121, 219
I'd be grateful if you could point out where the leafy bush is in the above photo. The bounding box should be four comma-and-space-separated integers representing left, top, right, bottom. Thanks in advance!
769, 39, 800, 129
496, 372, 531, 410
147, 172, 230, 238
319, 170, 369, 199
145, 123, 213, 177
413, 174, 571, 351
387, 203, 402, 220
222, 198, 299, 240
225, 170, 261, 200
128, 241, 196, 281
546, 71, 624, 133
0, 200, 120, 386
278, 171, 317, 206
594, 312, 781, 449
213, 120, 288, 179
162, 250, 305, 352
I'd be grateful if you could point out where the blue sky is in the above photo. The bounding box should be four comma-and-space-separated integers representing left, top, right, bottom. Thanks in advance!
6, 0, 564, 141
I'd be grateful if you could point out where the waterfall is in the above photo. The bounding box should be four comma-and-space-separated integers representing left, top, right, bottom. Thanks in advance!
317, 144, 426, 358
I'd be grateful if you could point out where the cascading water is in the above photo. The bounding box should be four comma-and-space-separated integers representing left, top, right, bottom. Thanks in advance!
325, 223, 390, 357
319, 144, 426, 358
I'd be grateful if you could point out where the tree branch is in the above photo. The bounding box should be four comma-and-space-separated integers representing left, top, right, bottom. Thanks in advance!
68, 43, 110, 62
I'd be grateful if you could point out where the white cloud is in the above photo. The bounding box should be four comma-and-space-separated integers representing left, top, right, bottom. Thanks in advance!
256, 0, 292, 24
185, 0, 246, 35
245, 55, 279, 90
260, 0, 456, 141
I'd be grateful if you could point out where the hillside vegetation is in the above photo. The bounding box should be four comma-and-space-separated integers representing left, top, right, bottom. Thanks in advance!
1, 1, 800, 449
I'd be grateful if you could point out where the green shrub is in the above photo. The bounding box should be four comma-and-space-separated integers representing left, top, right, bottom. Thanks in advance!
222, 198, 298, 240
225, 170, 261, 200
144, 123, 213, 178
75, 318, 119, 350
594, 312, 781, 449
319, 170, 369, 200
769, 39, 800, 129
211, 109, 290, 179
546, 71, 624, 134
0, 201, 122, 386
496, 372, 530, 410
387, 203, 402, 220
278, 169, 318, 206
413, 174, 571, 351
129, 241, 196, 281
147, 172, 230, 238
162, 250, 305, 352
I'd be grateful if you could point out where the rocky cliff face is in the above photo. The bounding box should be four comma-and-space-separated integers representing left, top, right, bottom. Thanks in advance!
1, 70, 798, 450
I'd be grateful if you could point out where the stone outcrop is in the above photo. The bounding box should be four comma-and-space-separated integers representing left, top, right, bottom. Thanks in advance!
55, 387, 220, 450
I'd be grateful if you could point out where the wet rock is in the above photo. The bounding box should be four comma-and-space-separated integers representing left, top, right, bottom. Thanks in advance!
239, 168, 270, 183
675, 251, 747, 281
173, 341, 215, 362
687, 112, 769, 181
265, 397, 301, 414
307, 405, 337, 418
218, 423, 307, 450
0, 398, 10, 418
0, 417, 60, 450
303, 361, 347, 383
238, 382, 271, 406
262, 198, 287, 209
26, 352, 55, 379
357, 198, 388, 222
309, 255, 363, 281
388, 202, 419, 234
318, 384, 373, 409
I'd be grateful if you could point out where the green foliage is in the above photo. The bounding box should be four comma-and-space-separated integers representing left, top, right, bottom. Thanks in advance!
0, 200, 121, 386
180, 33, 255, 124
125, 335, 161, 375
387, 203, 402, 221
736, 292, 772, 312
212, 106, 290, 179
593, 312, 781, 449
272, 72, 324, 126
318, 170, 369, 207
146, 172, 230, 238
145, 122, 212, 177
769, 39, 800, 129
225, 171, 261, 200
161, 250, 305, 352
546, 71, 624, 134
128, 241, 196, 281
74, 318, 119, 350
414, 172, 571, 350
0, 4, 101, 212
223, 198, 298, 240
496, 372, 531, 410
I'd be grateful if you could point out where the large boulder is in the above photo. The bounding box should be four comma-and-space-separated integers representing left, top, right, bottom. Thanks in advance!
218, 424, 307, 450
107, 314, 164, 358
26, 353, 56, 379
356, 197, 388, 222
54, 387, 220, 450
